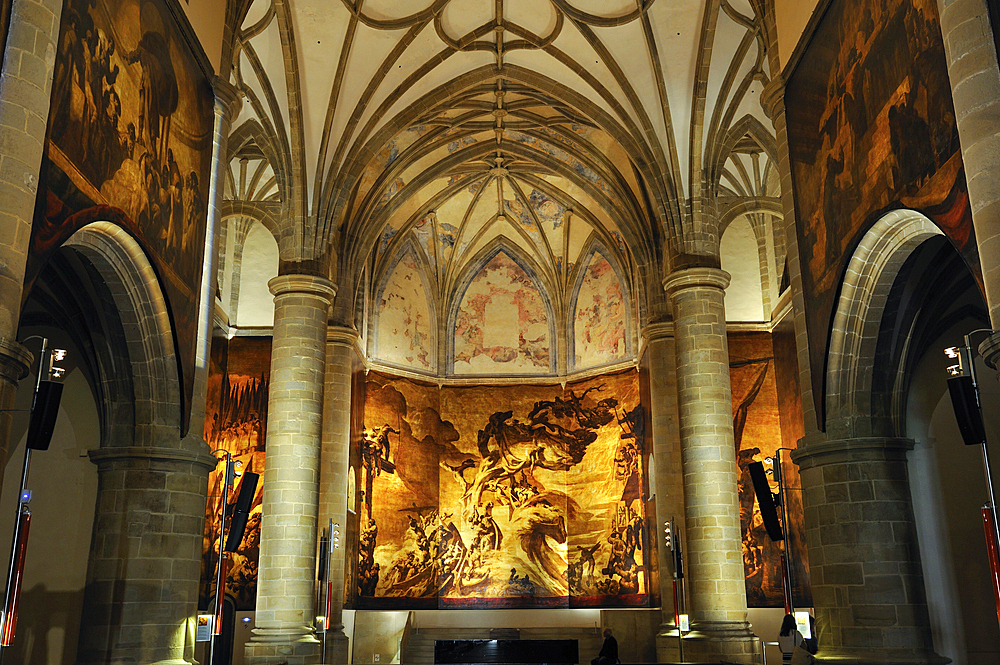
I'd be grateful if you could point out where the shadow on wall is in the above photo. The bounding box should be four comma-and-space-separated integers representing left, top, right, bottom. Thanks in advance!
7, 586, 86, 665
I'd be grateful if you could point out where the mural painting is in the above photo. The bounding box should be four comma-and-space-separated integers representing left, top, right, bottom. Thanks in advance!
453, 252, 552, 375
376, 250, 435, 371
785, 0, 977, 422
573, 251, 627, 369
200, 337, 271, 611
353, 370, 650, 609
30, 0, 215, 432
729, 332, 811, 607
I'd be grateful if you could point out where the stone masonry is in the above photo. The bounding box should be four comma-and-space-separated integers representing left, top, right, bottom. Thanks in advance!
663, 267, 760, 664
245, 273, 336, 665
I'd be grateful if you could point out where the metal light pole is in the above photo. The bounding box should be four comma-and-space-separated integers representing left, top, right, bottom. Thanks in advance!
945, 331, 1000, 630
0, 338, 66, 663
208, 451, 234, 665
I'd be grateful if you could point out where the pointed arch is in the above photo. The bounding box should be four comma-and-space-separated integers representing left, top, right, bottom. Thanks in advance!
568, 239, 633, 371
448, 239, 556, 376
372, 239, 438, 373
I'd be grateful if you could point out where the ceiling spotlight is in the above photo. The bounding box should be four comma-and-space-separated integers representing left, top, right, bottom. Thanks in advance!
945, 346, 962, 359
947, 365, 963, 376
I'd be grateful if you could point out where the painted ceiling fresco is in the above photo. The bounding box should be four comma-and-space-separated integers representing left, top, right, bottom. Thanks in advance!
376, 249, 436, 371
354, 369, 649, 609
453, 252, 551, 375
573, 252, 628, 370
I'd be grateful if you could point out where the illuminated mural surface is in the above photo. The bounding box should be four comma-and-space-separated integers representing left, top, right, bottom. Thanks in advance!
729, 333, 811, 607
453, 252, 551, 375
33, 0, 216, 431
574, 252, 627, 369
354, 370, 649, 608
200, 337, 270, 611
376, 250, 435, 371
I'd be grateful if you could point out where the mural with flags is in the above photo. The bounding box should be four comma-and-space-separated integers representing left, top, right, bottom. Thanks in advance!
200, 337, 271, 610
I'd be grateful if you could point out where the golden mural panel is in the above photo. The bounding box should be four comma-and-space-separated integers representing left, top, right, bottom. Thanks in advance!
355, 370, 650, 609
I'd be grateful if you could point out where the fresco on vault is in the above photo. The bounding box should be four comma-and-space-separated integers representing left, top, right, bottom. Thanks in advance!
354, 370, 650, 609
200, 337, 271, 611
729, 333, 811, 608
573, 252, 627, 370
453, 252, 551, 375
785, 0, 978, 421
376, 250, 435, 371
29, 0, 215, 433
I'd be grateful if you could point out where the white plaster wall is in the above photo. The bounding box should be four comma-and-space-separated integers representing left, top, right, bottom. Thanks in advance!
0, 353, 99, 665
721, 218, 766, 322
774, 0, 824, 70
236, 221, 279, 328
907, 322, 1000, 665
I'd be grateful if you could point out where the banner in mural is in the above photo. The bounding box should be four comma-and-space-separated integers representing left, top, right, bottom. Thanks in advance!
729, 332, 811, 608
353, 370, 649, 609
200, 337, 271, 611
785, 0, 977, 423
29, 0, 215, 432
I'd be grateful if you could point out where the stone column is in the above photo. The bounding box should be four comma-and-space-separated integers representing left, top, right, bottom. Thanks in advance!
318, 325, 358, 664
0, 0, 63, 483
78, 447, 217, 665
791, 438, 948, 664
662, 267, 759, 664
937, 0, 1000, 326
245, 274, 336, 665
641, 322, 688, 661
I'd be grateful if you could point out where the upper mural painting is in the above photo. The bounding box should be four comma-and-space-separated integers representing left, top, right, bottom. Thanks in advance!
786, 0, 978, 421
30, 0, 215, 431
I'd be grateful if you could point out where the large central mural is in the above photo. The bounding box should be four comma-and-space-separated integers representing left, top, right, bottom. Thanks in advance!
353, 370, 649, 608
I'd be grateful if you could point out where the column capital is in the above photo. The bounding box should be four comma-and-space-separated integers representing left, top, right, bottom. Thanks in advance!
212, 75, 243, 122
641, 321, 673, 344
791, 436, 914, 470
268, 274, 337, 301
662, 266, 730, 297
89, 445, 219, 471
760, 73, 785, 123
978, 330, 1000, 370
327, 325, 360, 347
0, 337, 32, 383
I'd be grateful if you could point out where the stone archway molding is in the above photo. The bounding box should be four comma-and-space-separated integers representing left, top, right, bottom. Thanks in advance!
825, 209, 943, 438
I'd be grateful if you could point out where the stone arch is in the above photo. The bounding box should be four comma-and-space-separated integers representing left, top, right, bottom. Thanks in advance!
568, 239, 633, 371
447, 240, 557, 375
48, 220, 215, 665
370, 239, 438, 373
62, 221, 183, 443
825, 209, 944, 437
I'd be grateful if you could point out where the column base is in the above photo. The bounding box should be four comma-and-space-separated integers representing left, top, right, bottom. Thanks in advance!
673, 621, 761, 664
323, 628, 351, 664
245, 627, 322, 665
813, 647, 950, 664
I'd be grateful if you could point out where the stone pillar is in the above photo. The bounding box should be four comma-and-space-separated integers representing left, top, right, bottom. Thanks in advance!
77, 446, 217, 665
641, 323, 688, 661
937, 0, 1000, 327
791, 438, 948, 664
245, 274, 336, 665
662, 267, 760, 664
318, 325, 358, 664
0, 0, 63, 483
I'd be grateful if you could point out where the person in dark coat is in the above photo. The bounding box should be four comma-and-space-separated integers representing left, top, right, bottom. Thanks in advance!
592, 628, 618, 665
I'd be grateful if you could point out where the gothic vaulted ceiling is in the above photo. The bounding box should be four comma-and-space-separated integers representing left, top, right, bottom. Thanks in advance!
221, 0, 786, 371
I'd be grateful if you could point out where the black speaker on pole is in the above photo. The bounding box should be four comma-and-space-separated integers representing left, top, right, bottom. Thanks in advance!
948, 375, 987, 446
224, 472, 259, 552
749, 461, 784, 542
26, 380, 63, 451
